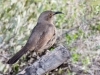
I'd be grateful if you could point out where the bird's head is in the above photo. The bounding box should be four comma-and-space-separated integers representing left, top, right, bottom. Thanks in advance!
38, 10, 63, 23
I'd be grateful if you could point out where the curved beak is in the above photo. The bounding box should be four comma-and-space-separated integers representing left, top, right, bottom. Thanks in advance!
53, 11, 63, 15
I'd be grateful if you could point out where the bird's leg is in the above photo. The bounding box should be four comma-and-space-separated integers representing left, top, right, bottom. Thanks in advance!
46, 49, 50, 55
26, 50, 37, 62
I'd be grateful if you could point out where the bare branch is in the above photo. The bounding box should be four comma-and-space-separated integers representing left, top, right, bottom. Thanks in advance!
57, 26, 79, 40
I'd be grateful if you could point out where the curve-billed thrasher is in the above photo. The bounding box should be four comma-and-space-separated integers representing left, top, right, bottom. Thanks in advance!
7, 10, 62, 64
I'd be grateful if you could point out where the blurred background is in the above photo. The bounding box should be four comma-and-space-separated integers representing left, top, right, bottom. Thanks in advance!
0, 0, 100, 75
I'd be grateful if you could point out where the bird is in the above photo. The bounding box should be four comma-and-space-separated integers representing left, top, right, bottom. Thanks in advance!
7, 10, 62, 64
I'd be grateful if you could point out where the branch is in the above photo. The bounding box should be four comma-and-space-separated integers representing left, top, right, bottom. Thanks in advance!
57, 25, 79, 40
16, 45, 71, 75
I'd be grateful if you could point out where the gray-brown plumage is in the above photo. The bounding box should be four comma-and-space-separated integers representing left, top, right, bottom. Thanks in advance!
7, 10, 62, 64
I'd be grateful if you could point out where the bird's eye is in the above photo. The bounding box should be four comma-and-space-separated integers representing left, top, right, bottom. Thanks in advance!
48, 13, 52, 17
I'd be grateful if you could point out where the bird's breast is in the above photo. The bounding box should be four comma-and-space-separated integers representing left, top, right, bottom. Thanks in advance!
45, 26, 57, 49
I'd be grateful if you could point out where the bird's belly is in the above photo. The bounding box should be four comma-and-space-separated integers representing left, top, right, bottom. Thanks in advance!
45, 35, 57, 49
37, 32, 57, 53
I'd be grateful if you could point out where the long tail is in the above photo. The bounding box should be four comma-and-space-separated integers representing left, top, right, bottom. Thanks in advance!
7, 47, 28, 64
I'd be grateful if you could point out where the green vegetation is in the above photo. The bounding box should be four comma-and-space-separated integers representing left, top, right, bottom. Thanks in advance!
0, 0, 100, 75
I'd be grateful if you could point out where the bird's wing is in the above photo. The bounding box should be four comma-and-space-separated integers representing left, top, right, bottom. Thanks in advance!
25, 23, 55, 51
35, 24, 55, 52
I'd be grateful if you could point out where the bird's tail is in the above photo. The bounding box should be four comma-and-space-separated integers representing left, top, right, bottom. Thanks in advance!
7, 47, 28, 64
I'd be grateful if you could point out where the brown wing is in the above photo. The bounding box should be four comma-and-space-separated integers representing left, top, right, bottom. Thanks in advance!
34, 24, 55, 53
25, 23, 45, 50
25, 23, 54, 52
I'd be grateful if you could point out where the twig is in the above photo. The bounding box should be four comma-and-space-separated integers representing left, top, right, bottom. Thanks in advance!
57, 25, 79, 40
